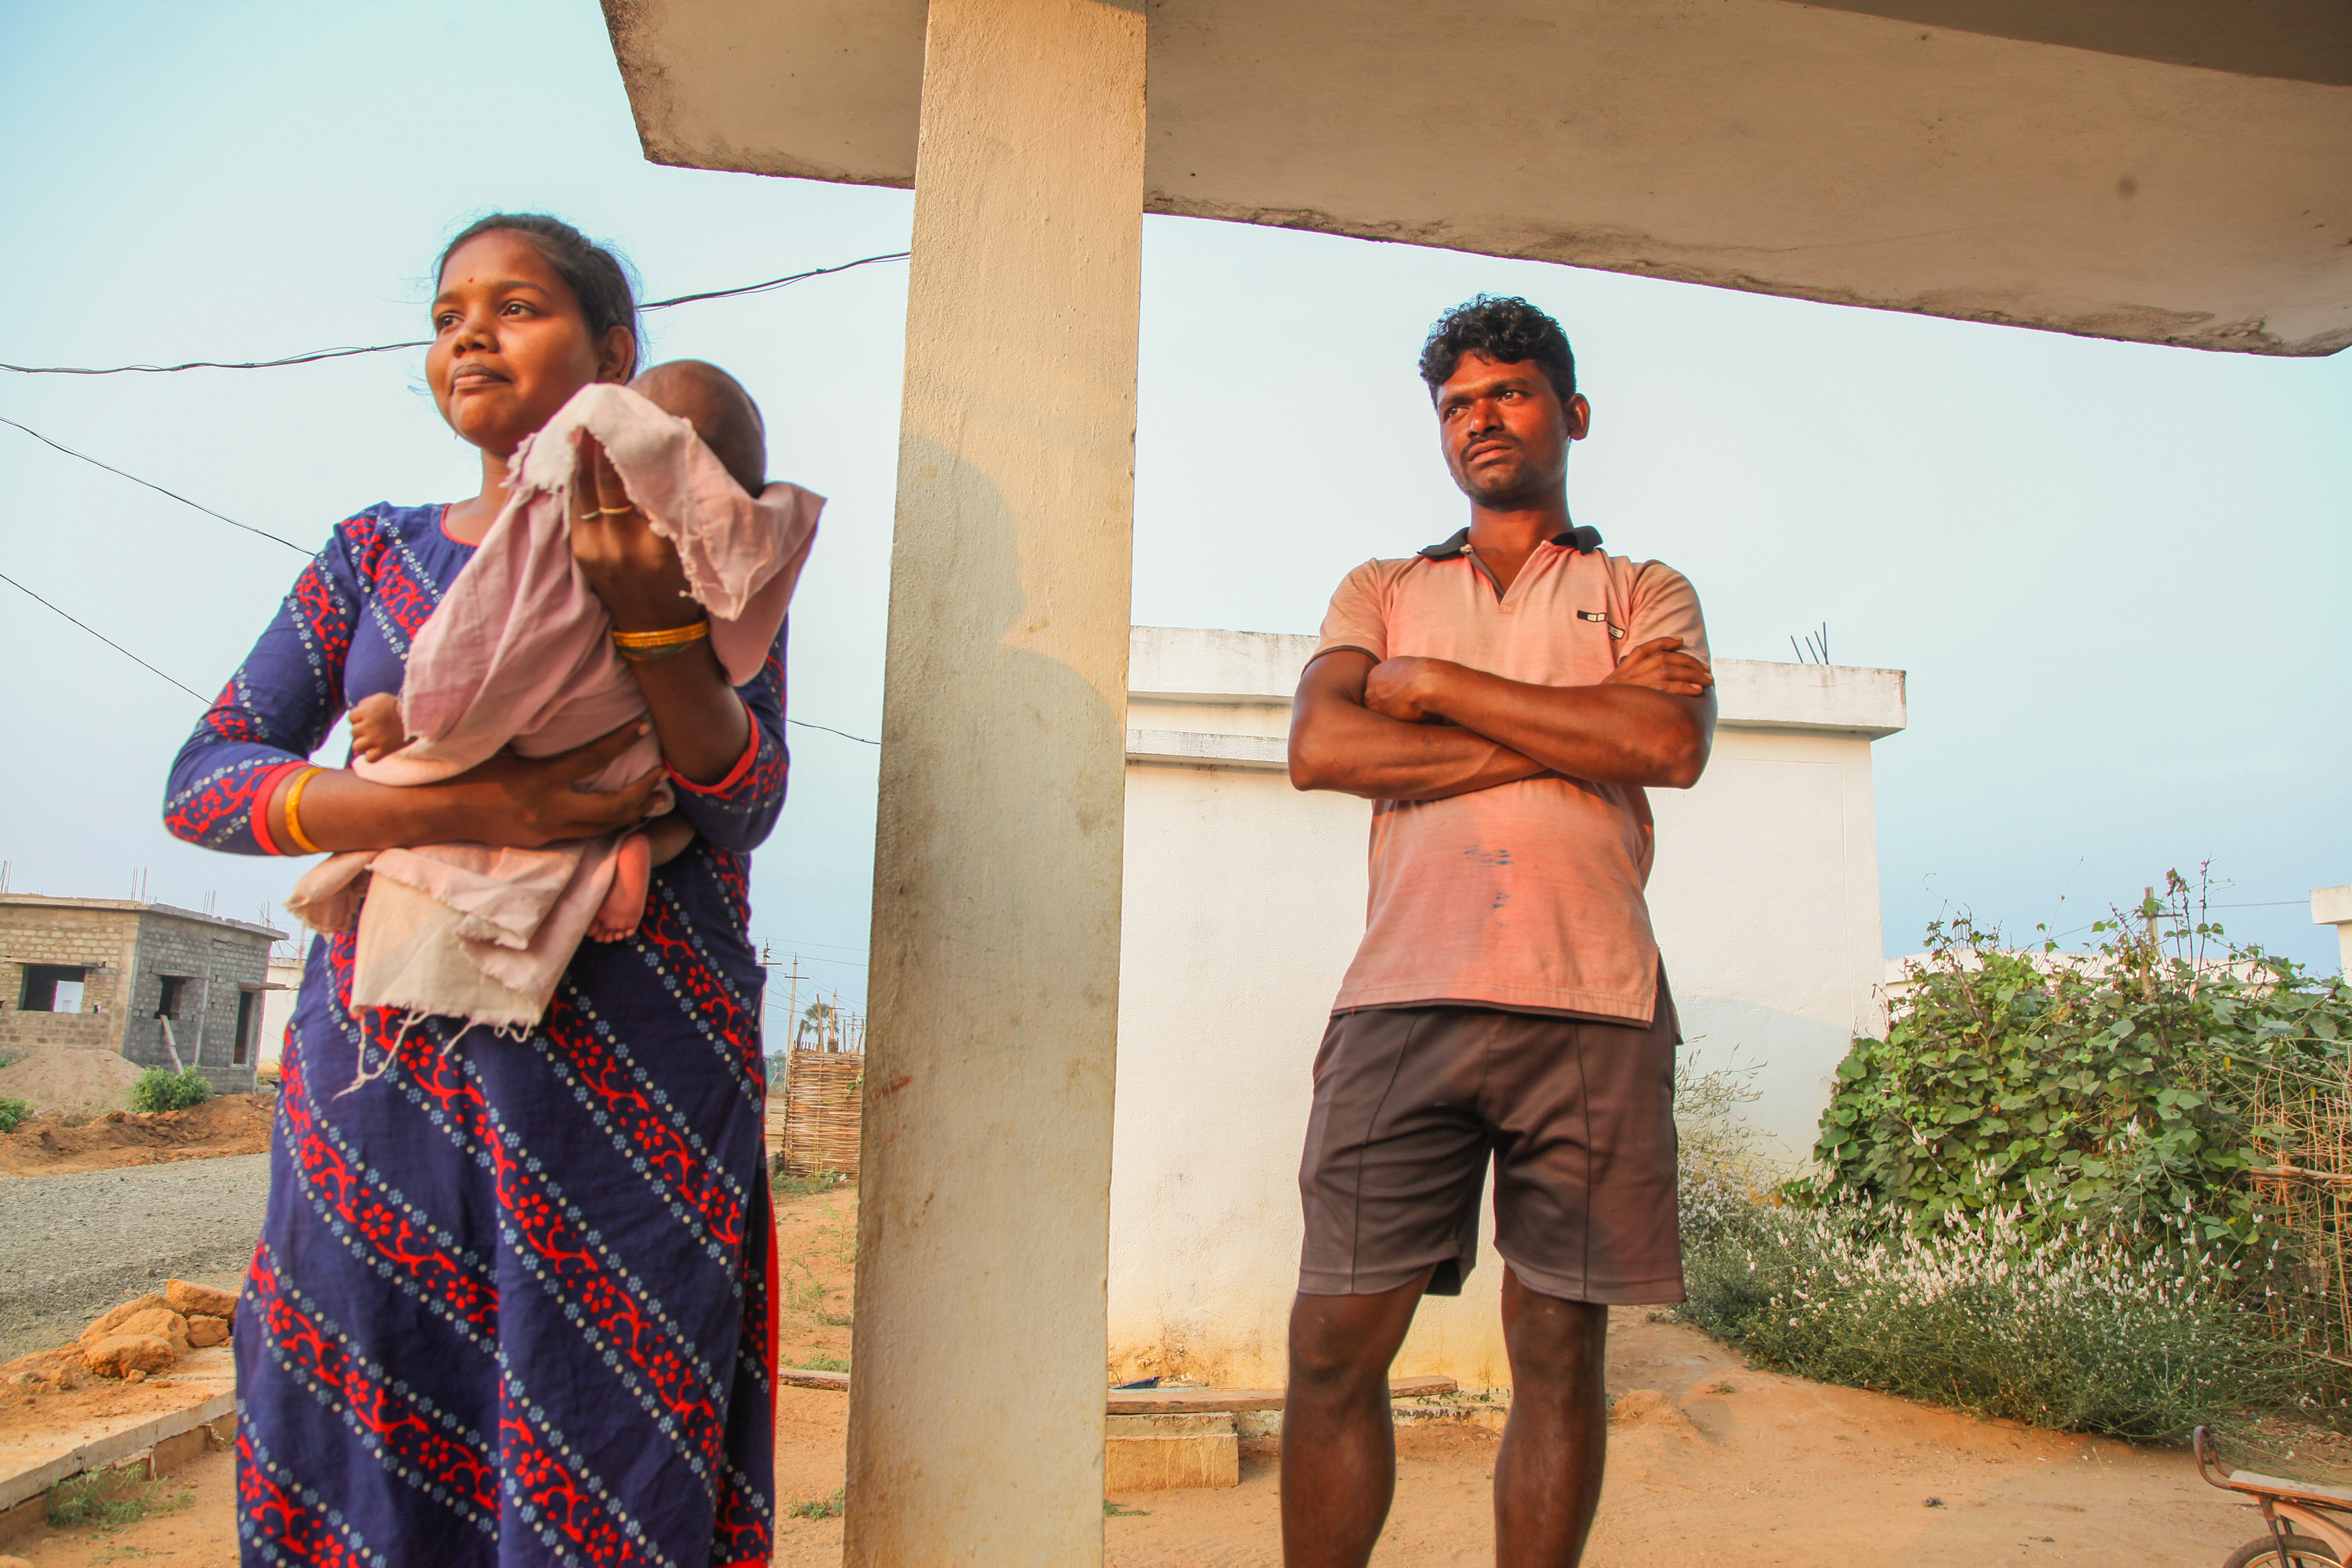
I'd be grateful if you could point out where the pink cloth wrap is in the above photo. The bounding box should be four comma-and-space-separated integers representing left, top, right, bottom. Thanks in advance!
286, 382, 821, 1030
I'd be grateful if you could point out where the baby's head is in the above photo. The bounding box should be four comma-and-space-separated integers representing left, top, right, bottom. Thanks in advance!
631, 360, 766, 495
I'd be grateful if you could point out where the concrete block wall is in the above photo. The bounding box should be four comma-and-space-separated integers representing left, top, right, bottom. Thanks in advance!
0, 903, 138, 1055
123, 913, 270, 1094
0, 897, 276, 1095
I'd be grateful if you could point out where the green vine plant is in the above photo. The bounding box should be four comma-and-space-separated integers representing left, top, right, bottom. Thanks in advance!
1812, 868, 2351, 1256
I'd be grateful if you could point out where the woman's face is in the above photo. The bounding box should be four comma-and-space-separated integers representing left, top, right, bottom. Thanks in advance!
426, 230, 633, 458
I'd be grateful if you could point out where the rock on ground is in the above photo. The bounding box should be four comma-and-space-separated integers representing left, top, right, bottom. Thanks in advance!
0, 1153, 267, 1361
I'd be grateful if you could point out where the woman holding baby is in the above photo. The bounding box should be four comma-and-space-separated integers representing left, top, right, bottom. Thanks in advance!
163, 214, 796, 1567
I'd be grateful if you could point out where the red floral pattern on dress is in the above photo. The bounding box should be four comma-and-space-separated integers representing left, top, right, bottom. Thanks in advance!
382, 1014, 732, 1479
542, 986, 747, 1252
636, 887, 766, 1100
280, 1043, 500, 1333
498, 1401, 658, 1566
238, 1429, 384, 1568
247, 1252, 500, 1520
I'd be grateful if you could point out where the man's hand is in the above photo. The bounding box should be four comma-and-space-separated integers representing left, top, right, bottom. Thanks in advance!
1290, 651, 1548, 801
1353, 644, 1715, 791
1600, 637, 1714, 698
1363, 657, 1463, 725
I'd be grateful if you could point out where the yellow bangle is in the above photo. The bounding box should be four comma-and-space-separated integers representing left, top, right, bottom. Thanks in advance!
282, 766, 325, 855
610, 620, 711, 651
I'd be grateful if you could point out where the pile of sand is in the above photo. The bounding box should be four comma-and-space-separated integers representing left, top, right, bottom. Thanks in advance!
0, 1047, 145, 1117
0, 1094, 271, 1175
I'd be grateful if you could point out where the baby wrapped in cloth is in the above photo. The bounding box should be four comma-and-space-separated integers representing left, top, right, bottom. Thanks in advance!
287, 377, 820, 1035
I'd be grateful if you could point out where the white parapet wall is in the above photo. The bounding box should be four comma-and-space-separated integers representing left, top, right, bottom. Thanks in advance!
2316, 885, 2352, 976
1109, 625, 1905, 1388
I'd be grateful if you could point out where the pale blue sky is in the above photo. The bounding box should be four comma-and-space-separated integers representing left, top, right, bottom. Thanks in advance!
3, 0, 2345, 1013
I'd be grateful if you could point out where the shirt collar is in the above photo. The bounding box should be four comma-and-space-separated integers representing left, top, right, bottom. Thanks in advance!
1418, 523, 1603, 561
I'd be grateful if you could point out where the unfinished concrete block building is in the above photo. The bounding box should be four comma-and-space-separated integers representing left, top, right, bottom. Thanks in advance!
0, 894, 282, 1095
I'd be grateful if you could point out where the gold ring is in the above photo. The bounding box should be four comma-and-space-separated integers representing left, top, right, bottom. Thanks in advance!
596, 504, 634, 515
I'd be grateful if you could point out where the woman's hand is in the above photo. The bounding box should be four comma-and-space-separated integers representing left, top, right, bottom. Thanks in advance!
262, 721, 666, 855
441, 721, 668, 847
564, 431, 753, 786
570, 431, 701, 632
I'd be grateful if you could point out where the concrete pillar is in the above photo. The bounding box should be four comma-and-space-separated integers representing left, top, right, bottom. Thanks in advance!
845, 1, 1145, 1562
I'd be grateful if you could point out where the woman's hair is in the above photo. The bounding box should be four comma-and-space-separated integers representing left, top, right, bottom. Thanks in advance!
1418, 294, 1576, 405
436, 213, 640, 374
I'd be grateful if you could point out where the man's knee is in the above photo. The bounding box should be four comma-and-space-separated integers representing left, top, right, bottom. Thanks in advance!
1287, 1286, 1422, 1394
1503, 1285, 1609, 1382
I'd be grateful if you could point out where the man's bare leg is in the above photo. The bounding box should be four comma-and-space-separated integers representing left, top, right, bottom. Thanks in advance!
1281, 1269, 1433, 1568
1494, 1268, 1609, 1567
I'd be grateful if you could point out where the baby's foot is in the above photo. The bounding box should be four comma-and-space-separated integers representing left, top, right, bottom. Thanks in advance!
590, 832, 653, 943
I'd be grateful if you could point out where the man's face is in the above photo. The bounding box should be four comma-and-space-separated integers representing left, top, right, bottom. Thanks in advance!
1435, 351, 1590, 507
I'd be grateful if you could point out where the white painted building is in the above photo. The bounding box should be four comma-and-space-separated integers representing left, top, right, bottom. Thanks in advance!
2315, 885, 2352, 975
1109, 625, 1905, 1388
254, 953, 305, 1083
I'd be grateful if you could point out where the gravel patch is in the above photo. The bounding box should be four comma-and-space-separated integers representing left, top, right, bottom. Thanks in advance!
0, 1153, 269, 1361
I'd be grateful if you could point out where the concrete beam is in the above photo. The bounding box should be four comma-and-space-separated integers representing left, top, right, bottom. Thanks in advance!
604, 0, 2352, 355
845, 1, 1145, 1562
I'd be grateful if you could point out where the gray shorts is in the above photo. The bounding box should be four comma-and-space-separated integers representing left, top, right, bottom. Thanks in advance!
1296, 975, 1683, 1305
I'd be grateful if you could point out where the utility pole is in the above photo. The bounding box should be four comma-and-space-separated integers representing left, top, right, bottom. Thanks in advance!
760, 943, 809, 1051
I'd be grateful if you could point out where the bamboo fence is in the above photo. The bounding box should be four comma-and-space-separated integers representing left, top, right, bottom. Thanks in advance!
774, 1050, 864, 1180
2250, 1070, 2352, 1359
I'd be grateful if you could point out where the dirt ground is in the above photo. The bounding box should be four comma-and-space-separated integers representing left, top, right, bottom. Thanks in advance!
0, 1183, 2283, 1567
0, 1098, 271, 1178
0, 1348, 231, 1462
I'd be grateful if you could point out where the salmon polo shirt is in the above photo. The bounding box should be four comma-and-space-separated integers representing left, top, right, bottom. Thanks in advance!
1313, 526, 1713, 1026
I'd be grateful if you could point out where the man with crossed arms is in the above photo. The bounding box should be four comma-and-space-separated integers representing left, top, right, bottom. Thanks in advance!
1283, 295, 1716, 1567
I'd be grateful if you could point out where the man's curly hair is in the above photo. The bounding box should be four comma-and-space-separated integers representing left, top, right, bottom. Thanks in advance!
1418, 295, 1576, 405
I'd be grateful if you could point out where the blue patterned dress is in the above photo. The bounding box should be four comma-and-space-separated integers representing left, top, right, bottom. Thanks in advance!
165, 503, 781, 1567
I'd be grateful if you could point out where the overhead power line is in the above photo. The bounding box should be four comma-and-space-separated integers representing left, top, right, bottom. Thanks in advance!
3, 556, 879, 744
1, 416, 311, 555
791, 719, 879, 746
1, 252, 911, 376
0, 568, 207, 700
4, 243, 894, 743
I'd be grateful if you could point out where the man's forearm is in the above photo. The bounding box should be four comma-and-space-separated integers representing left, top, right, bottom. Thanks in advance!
1290, 698, 1547, 802
1419, 665, 1710, 789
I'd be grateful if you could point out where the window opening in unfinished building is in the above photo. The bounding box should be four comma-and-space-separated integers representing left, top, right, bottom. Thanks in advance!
234, 988, 257, 1065
157, 975, 188, 1019
20, 964, 87, 1013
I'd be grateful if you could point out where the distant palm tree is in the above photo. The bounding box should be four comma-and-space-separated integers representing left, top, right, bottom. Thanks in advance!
796, 999, 836, 1050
